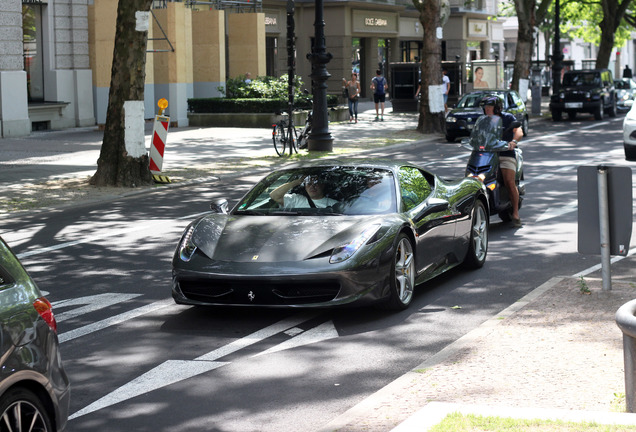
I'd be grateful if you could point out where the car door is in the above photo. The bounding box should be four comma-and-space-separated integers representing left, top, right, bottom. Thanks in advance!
398, 166, 456, 276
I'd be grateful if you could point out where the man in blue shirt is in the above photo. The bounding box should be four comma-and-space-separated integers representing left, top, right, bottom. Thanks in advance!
371, 69, 388, 121
482, 96, 523, 227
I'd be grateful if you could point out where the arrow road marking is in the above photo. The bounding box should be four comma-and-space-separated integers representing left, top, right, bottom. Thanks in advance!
70, 311, 334, 420
254, 320, 339, 357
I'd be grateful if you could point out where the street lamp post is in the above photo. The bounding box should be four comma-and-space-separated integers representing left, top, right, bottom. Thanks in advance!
552, 0, 563, 95
306, 0, 333, 151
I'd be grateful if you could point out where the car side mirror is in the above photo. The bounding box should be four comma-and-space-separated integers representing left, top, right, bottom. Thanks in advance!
210, 198, 229, 214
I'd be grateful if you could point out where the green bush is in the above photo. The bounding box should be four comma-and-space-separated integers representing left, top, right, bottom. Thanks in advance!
187, 74, 341, 113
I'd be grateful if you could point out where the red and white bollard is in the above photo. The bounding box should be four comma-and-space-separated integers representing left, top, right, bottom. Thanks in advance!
150, 98, 171, 183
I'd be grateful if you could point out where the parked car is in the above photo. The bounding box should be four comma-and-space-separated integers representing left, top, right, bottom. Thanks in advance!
0, 236, 70, 431
445, 90, 529, 142
549, 69, 617, 120
614, 78, 636, 111
172, 160, 489, 311
622, 102, 636, 161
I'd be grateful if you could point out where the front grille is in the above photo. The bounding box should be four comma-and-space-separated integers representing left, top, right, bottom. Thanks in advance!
467, 164, 490, 175
178, 278, 341, 305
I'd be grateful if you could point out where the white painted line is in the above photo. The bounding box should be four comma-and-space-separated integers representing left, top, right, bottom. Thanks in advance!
254, 320, 339, 357
69, 359, 229, 420
53, 293, 142, 322
195, 311, 320, 361
70, 311, 325, 419
58, 299, 173, 343
535, 200, 578, 222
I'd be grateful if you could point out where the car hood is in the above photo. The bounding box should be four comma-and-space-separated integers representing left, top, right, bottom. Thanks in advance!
448, 107, 483, 118
191, 214, 380, 262
562, 85, 600, 92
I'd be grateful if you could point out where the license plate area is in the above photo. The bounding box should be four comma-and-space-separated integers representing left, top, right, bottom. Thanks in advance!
565, 102, 583, 109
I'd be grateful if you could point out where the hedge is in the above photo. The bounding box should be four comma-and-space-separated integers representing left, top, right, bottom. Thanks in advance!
187, 95, 339, 114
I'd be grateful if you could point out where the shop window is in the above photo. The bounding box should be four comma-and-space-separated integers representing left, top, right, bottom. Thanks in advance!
23, 3, 45, 102
400, 41, 422, 63
266, 37, 277, 77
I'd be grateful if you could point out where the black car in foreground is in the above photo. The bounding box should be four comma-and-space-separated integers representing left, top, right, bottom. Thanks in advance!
445, 90, 529, 142
549, 69, 617, 120
172, 160, 489, 311
0, 236, 70, 432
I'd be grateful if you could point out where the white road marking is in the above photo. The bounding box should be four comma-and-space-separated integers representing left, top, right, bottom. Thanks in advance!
536, 200, 578, 222
254, 320, 339, 357
69, 311, 331, 419
58, 299, 173, 343
53, 293, 142, 322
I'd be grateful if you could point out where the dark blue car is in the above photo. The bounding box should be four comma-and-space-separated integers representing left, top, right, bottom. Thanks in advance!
445, 90, 529, 142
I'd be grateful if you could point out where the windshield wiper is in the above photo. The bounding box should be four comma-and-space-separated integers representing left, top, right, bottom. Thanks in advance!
235, 210, 268, 216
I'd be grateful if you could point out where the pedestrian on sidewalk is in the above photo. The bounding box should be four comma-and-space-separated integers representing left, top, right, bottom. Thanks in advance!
371, 69, 388, 121
347, 72, 361, 123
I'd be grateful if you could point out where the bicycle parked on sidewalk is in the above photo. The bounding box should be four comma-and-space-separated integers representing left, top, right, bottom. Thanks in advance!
272, 91, 313, 156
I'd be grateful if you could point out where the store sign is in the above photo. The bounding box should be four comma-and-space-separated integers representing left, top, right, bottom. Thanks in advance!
23, 0, 47, 3
265, 16, 277, 26
468, 20, 487, 38
365, 17, 388, 27
353, 10, 398, 33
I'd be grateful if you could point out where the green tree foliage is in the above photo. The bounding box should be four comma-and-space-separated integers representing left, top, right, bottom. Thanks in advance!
561, 0, 631, 49
220, 75, 306, 99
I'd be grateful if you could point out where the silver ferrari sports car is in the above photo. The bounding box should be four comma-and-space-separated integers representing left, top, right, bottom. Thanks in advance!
172, 160, 489, 310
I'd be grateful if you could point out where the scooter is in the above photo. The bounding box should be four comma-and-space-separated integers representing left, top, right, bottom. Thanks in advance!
462, 115, 526, 222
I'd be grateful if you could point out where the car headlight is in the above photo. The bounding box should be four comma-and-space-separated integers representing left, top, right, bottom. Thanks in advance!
330, 224, 381, 264
559, 92, 565, 99
178, 225, 198, 262
585, 92, 591, 98
446, 116, 457, 123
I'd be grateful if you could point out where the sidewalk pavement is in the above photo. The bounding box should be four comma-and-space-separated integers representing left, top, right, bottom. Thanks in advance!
3, 97, 635, 431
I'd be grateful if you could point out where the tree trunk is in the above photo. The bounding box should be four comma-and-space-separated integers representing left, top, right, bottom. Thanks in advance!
596, 0, 631, 69
90, 0, 153, 187
416, 1, 445, 134
510, 0, 535, 92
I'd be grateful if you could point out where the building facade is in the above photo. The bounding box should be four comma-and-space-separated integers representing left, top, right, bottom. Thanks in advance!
1, 0, 514, 137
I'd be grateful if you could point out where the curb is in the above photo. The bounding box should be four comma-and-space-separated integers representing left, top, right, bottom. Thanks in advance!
315, 276, 565, 432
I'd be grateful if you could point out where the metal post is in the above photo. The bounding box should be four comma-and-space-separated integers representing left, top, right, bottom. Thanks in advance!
306, 0, 333, 152
616, 299, 636, 412
286, 0, 296, 153
552, 0, 563, 95
597, 165, 612, 291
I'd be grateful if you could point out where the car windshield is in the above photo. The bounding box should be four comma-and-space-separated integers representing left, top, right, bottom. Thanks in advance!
457, 92, 505, 109
615, 80, 633, 89
563, 72, 601, 87
234, 166, 397, 216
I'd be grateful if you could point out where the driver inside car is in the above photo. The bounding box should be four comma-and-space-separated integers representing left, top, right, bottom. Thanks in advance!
270, 175, 338, 208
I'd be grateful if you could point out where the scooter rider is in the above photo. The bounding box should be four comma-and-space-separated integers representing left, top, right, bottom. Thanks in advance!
480, 96, 523, 228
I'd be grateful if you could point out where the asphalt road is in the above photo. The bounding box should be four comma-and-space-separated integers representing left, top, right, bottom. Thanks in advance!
1, 113, 635, 432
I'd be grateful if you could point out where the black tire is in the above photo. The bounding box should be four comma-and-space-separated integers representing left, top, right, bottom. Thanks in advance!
0, 387, 53, 432
625, 143, 636, 161
273, 123, 286, 156
522, 116, 529, 137
551, 110, 562, 121
463, 200, 488, 269
498, 210, 512, 222
609, 98, 617, 117
445, 135, 455, 143
567, 111, 577, 120
384, 233, 415, 311
594, 103, 604, 120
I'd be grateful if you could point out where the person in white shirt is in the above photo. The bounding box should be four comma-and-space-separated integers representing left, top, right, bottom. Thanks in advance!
270, 175, 337, 208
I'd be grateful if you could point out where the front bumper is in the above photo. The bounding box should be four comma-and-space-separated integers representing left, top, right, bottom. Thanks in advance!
549, 100, 601, 113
